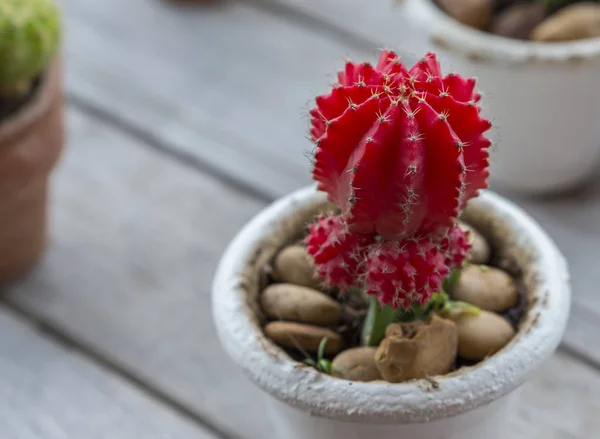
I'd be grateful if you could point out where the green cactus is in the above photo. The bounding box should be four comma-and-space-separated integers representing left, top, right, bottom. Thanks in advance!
0, 0, 61, 98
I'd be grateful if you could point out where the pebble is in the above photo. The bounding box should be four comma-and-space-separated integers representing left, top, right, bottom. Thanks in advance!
455, 310, 515, 361
271, 245, 322, 290
531, 3, 600, 42
451, 265, 518, 313
490, 2, 547, 40
436, 0, 494, 30
332, 347, 381, 382
374, 316, 458, 383
459, 222, 490, 265
264, 321, 342, 354
261, 283, 341, 325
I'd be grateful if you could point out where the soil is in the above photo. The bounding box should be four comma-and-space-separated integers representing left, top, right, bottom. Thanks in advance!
0, 77, 40, 123
433, 0, 600, 41
501, 282, 528, 328
260, 224, 528, 373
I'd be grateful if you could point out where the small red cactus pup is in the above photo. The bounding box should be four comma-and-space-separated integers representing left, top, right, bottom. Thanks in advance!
305, 50, 491, 311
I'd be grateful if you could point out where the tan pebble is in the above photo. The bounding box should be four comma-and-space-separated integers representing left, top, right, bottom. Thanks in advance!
451, 265, 518, 313
456, 310, 515, 361
264, 321, 342, 354
375, 316, 458, 383
332, 347, 381, 382
490, 2, 547, 40
272, 245, 322, 290
459, 222, 490, 265
261, 283, 341, 325
531, 3, 600, 42
436, 0, 493, 30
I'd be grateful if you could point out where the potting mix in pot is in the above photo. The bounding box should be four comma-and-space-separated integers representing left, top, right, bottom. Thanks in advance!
258, 50, 527, 384
434, 0, 600, 41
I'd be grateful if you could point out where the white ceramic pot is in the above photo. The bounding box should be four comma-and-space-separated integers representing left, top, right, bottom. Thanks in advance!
212, 185, 571, 439
391, 0, 600, 194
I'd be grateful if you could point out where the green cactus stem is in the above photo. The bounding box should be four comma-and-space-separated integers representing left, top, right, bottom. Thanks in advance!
0, 0, 61, 99
361, 295, 396, 346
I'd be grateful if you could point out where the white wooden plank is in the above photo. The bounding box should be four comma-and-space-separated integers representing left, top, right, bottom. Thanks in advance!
260, 0, 424, 59
515, 352, 600, 439
4, 107, 275, 438
62, 0, 371, 198
561, 301, 600, 365
0, 307, 215, 439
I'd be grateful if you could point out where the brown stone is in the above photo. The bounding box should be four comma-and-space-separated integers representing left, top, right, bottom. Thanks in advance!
436, 0, 494, 30
459, 221, 490, 265
374, 316, 458, 383
261, 283, 341, 325
272, 245, 322, 290
531, 3, 600, 42
264, 321, 342, 354
451, 265, 518, 313
0, 59, 64, 284
491, 2, 547, 40
332, 347, 381, 382
455, 310, 515, 361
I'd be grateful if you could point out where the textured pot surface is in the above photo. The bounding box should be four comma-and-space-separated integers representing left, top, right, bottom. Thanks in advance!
0, 59, 65, 283
212, 185, 571, 439
391, 0, 600, 194
265, 389, 520, 439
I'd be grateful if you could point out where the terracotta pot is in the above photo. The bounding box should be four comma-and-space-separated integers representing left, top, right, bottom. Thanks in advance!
0, 59, 64, 284
212, 185, 571, 439
390, 0, 600, 194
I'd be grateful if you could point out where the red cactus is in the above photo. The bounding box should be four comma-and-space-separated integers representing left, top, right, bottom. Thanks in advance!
441, 224, 471, 270
310, 50, 491, 240
305, 214, 370, 291
364, 237, 450, 310
306, 50, 489, 309
305, 214, 472, 307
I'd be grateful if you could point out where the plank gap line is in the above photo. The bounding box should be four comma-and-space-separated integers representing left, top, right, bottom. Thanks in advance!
0, 299, 239, 439
236, 0, 381, 52
557, 344, 600, 375
67, 92, 274, 205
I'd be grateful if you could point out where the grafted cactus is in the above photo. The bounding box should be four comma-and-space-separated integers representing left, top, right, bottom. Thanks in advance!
306, 50, 491, 309
0, 0, 61, 98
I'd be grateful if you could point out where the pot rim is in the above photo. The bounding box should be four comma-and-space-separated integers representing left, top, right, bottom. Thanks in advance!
211, 185, 571, 424
0, 58, 60, 143
404, 0, 600, 65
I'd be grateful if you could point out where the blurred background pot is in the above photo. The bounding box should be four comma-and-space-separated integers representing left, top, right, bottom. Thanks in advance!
392, 0, 600, 194
212, 185, 571, 439
0, 60, 64, 284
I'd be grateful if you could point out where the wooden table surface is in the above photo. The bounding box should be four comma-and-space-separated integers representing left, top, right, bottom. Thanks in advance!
2, 0, 600, 437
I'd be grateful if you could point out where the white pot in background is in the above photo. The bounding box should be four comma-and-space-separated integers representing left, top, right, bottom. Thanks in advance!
212, 185, 571, 439
391, 0, 600, 194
